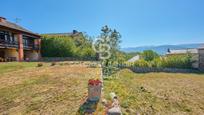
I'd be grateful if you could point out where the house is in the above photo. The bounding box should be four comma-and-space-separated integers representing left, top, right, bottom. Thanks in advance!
166, 48, 198, 55
0, 17, 41, 62
166, 48, 204, 70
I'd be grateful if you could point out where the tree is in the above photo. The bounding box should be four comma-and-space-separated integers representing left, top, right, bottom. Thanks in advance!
141, 50, 159, 61
93, 25, 121, 77
41, 34, 96, 60
41, 36, 76, 57
74, 33, 96, 59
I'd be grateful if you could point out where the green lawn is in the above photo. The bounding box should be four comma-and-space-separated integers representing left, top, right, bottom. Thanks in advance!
0, 62, 38, 74
0, 62, 100, 115
104, 69, 204, 115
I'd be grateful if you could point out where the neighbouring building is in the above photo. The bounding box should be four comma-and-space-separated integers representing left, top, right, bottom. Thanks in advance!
127, 55, 140, 63
166, 48, 204, 70
41, 30, 83, 37
0, 17, 41, 62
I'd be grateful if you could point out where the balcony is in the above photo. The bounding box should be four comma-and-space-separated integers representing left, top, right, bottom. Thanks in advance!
0, 39, 40, 50
0, 39, 18, 48
33, 44, 40, 50
23, 44, 33, 50
24, 44, 40, 50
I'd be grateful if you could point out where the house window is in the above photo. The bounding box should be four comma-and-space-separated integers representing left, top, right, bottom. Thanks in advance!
23, 36, 34, 46
0, 31, 14, 42
4, 31, 9, 41
23, 39, 28, 46
11, 33, 15, 42
0, 31, 5, 41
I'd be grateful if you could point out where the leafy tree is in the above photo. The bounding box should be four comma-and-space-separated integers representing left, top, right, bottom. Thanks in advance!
41, 34, 96, 60
141, 50, 159, 61
74, 34, 96, 59
94, 25, 121, 77
41, 36, 76, 57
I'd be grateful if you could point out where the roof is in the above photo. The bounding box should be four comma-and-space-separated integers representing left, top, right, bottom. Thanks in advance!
166, 48, 198, 55
42, 31, 82, 37
127, 55, 140, 62
0, 18, 40, 37
198, 48, 204, 50
198, 45, 204, 50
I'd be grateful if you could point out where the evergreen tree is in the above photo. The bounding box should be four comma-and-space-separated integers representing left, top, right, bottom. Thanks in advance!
94, 25, 121, 77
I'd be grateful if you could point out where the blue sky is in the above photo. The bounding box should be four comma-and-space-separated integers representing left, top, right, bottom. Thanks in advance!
1, 0, 204, 48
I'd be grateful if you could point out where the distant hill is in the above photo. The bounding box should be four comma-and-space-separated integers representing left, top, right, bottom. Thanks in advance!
121, 43, 204, 55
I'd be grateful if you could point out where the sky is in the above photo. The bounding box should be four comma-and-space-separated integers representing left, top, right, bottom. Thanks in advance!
1, 0, 204, 48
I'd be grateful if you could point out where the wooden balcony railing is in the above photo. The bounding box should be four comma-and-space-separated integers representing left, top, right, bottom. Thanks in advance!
23, 44, 33, 49
0, 39, 18, 48
24, 44, 40, 50
0, 39, 40, 50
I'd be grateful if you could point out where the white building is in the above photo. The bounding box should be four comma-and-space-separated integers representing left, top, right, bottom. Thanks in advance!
127, 55, 140, 63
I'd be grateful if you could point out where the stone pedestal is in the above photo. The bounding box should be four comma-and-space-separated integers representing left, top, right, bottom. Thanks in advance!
88, 79, 102, 101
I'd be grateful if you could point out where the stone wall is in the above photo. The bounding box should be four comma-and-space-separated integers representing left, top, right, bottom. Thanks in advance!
3, 49, 19, 61
199, 48, 204, 71
41, 57, 97, 62
192, 54, 199, 68
129, 67, 199, 73
118, 65, 199, 73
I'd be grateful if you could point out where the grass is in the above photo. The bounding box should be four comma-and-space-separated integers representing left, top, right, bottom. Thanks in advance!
0, 62, 101, 115
103, 69, 204, 115
2, 62, 203, 114
0, 62, 40, 74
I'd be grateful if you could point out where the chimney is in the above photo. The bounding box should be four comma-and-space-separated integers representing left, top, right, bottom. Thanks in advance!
0, 17, 6, 23
73, 30, 78, 34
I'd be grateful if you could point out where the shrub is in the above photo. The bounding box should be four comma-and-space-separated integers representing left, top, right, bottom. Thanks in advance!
51, 62, 56, 66
151, 58, 164, 68
41, 34, 96, 60
41, 36, 76, 57
141, 50, 159, 61
37, 63, 43, 67
134, 59, 150, 67
162, 55, 192, 69
59, 63, 64, 66
128, 54, 193, 69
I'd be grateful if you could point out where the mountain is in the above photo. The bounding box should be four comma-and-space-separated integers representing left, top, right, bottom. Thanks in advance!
121, 43, 204, 55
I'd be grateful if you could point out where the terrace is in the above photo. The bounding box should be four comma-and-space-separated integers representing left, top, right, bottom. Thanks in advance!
0, 39, 18, 48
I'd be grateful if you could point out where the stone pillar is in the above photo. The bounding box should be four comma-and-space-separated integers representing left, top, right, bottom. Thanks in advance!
199, 48, 204, 71
17, 34, 24, 61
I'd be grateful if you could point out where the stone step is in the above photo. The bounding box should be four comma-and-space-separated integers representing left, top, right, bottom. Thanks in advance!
107, 92, 122, 115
